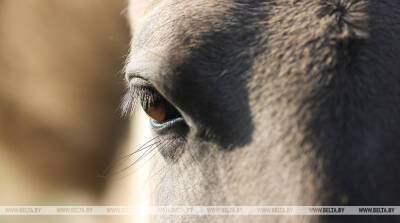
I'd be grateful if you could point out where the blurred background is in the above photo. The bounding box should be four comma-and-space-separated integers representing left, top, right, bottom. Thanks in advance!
0, 0, 151, 222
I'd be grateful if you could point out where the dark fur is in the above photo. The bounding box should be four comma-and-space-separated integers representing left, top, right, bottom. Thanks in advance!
126, 0, 400, 222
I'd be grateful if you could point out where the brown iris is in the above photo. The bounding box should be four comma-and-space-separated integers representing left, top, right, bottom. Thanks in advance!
140, 88, 181, 124
145, 99, 167, 123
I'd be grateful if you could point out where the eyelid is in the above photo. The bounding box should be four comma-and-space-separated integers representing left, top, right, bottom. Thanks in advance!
126, 73, 150, 86
124, 52, 165, 83
121, 76, 157, 116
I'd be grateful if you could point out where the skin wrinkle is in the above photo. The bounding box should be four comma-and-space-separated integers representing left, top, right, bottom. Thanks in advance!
127, 0, 400, 222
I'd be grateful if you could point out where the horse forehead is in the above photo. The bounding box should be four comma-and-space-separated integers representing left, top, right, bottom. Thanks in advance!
128, 0, 241, 61
128, 0, 161, 31
128, 0, 234, 31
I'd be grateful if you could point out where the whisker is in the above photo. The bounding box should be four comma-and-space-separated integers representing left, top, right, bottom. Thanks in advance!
105, 139, 174, 180
146, 139, 185, 188
100, 137, 162, 178
115, 140, 164, 174
113, 136, 161, 163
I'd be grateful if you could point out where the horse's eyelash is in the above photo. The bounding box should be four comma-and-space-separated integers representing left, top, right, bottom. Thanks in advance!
121, 86, 161, 117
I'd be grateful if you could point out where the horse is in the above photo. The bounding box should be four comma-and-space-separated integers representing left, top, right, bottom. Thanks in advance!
124, 0, 400, 222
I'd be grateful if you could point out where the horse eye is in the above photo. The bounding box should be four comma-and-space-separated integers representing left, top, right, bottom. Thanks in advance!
142, 96, 166, 123
140, 88, 181, 124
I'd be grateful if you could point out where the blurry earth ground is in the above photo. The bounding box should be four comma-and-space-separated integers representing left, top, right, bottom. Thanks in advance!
0, 1, 152, 222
